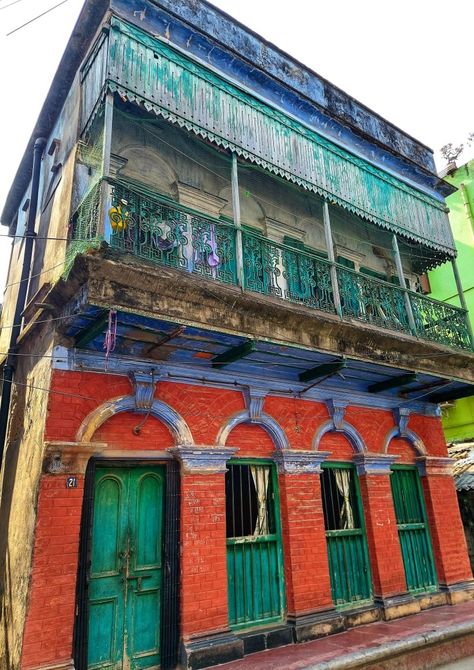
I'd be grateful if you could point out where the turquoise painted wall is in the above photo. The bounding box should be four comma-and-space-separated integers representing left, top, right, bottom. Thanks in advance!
429, 159, 474, 442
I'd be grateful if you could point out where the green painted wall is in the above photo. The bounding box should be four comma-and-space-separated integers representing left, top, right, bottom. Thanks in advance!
429, 159, 474, 441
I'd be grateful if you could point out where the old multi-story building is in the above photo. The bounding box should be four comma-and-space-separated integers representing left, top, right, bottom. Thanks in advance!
1, 2, 474, 669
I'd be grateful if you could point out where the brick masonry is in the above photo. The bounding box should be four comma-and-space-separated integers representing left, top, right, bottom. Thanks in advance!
20, 369, 474, 668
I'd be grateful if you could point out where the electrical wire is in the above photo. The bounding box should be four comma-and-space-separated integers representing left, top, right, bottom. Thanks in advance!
3, 260, 66, 290
0, 0, 27, 10
6, 0, 69, 36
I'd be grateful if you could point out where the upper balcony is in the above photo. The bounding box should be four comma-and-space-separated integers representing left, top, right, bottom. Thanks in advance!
69, 172, 472, 352
59, 12, 473, 355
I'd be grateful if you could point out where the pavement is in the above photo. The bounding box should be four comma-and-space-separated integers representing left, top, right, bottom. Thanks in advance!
217, 599, 474, 669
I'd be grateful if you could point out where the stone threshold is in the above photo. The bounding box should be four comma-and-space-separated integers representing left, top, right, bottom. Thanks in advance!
216, 599, 474, 670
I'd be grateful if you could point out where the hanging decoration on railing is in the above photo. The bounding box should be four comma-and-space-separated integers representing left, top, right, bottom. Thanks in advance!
103, 309, 118, 370
109, 199, 130, 231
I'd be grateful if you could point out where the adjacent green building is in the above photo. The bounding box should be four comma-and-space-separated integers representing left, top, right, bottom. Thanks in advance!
429, 158, 474, 442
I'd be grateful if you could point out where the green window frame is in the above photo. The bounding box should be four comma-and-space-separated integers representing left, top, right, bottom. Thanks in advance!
225, 459, 286, 629
321, 462, 373, 608
390, 465, 438, 594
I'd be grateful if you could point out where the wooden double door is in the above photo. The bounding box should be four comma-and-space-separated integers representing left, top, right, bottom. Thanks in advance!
86, 466, 165, 670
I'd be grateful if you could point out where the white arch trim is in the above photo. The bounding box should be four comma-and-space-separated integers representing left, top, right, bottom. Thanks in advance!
76, 395, 194, 445
312, 418, 366, 453
216, 410, 289, 451
383, 426, 426, 456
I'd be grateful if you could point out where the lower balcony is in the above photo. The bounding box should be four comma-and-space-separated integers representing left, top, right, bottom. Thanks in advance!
69, 179, 473, 352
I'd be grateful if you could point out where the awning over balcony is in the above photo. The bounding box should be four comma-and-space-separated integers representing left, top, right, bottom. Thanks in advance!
82, 17, 455, 259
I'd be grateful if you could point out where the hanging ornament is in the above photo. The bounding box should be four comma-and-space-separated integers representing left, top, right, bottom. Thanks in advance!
109, 198, 130, 231
103, 309, 117, 370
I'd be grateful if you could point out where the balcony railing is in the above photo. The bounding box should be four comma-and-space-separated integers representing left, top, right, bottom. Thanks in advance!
69, 180, 473, 351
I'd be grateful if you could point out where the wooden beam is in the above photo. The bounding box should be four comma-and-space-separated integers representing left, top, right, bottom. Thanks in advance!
429, 386, 474, 404
399, 379, 448, 397
368, 373, 417, 394
75, 312, 109, 348
299, 360, 346, 383
212, 341, 255, 368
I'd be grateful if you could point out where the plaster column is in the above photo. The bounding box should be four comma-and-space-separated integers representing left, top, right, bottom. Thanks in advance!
274, 449, 344, 642
353, 453, 418, 620
169, 446, 244, 668
416, 456, 474, 604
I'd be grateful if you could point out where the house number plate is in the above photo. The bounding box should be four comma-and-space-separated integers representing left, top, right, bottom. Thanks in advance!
66, 476, 78, 489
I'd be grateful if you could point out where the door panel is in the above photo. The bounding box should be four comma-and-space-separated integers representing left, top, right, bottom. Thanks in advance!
87, 467, 164, 670
390, 467, 437, 594
88, 474, 127, 668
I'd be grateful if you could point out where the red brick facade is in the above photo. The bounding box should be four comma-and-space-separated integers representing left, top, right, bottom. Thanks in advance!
20, 369, 473, 668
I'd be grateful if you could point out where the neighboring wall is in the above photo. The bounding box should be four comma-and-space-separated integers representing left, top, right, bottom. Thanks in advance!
429, 159, 474, 441
0, 76, 81, 670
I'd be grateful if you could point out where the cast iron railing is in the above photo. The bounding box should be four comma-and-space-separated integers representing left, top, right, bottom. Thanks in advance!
69, 180, 472, 351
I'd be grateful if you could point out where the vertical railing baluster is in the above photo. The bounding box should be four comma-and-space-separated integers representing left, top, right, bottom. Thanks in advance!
231, 154, 244, 288
100, 92, 114, 243
391, 233, 416, 335
322, 201, 342, 318
451, 257, 474, 349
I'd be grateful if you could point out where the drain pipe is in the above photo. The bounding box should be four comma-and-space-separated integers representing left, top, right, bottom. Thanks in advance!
0, 137, 46, 469
460, 183, 474, 234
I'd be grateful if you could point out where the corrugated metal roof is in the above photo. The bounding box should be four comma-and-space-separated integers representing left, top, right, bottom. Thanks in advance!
81, 17, 456, 258
448, 443, 474, 491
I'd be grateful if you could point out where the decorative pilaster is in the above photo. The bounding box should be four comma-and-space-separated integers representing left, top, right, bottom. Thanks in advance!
43, 441, 108, 475
393, 407, 410, 437
353, 453, 399, 475
276, 448, 340, 640
172, 444, 242, 665
243, 386, 267, 422
128, 370, 158, 410
326, 399, 347, 429
273, 449, 331, 474
169, 446, 237, 474
354, 452, 410, 615
416, 456, 473, 595
415, 456, 454, 477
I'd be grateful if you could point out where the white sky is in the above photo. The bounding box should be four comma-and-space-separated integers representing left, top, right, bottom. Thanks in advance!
0, 0, 473, 296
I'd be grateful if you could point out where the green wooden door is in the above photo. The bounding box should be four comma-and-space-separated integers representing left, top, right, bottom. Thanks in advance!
87, 467, 164, 669
321, 463, 373, 608
390, 466, 438, 594
225, 461, 285, 629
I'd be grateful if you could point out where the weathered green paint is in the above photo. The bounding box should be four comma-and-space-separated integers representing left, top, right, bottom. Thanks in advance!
390, 466, 438, 594
298, 360, 346, 383
71, 177, 472, 351
212, 341, 256, 368
82, 17, 455, 257
88, 466, 164, 669
321, 463, 373, 609
226, 460, 285, 629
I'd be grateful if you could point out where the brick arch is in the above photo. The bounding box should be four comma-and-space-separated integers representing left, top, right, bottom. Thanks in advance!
76, 395, 193, 444
312, 418, 366, 453
215, 410, 289, 451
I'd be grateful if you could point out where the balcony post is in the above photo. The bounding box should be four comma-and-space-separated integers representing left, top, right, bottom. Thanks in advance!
322, 201, 342, 317
391, 233, 416, 334
100, 91, 114, 242
451, 257, 474, 348
231, 154, 244, 287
